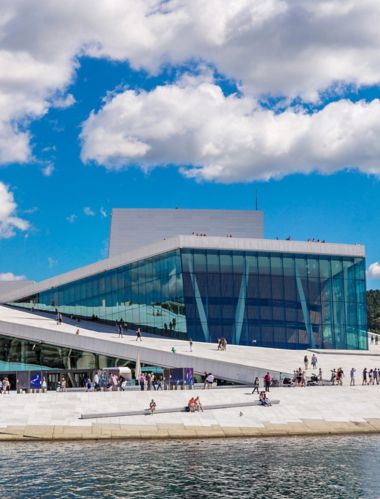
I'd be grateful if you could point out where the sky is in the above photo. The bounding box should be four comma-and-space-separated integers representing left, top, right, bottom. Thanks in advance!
0, 0, 379, 289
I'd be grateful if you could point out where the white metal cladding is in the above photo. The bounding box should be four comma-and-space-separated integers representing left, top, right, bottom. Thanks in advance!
108, 208, 264, 256
0, 281, 34, 294
0, 235, 365, 303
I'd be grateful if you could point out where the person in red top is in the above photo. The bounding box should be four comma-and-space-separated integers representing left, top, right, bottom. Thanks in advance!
264, 372, 271, 392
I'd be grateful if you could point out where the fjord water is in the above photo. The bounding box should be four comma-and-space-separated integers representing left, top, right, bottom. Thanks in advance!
0, 436, 379, 498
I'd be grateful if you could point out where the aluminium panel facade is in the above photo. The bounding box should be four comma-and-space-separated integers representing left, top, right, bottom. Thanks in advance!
108, 209, 264, 256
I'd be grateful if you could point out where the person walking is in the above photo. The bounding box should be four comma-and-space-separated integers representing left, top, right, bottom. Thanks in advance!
189, 338, 193, 352
93, 372, 100, 391
156, 376, 163, 390
375, 368, 379, 385
136, 328, 142, 341
264, 372, 271, 392
119, 318, 125, 338
337, 368, 344, 386
252, 376, 260, 394
60, 376, 67, 392
304, 355, 309, 370
362, 368, 368, 385
311, 353, 318, 369
350, 367, 356, 386
139, 374, 145, 391
146, 373, 151, 391
205, 373, 214, 388
203, 371, 208, 389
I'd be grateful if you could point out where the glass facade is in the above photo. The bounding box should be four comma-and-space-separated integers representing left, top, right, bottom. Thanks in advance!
13, 250, 187, 339
0, 334, 134, 389
0, 333, 133, 370
181, 250, 367, 350
10, 248, 368, 350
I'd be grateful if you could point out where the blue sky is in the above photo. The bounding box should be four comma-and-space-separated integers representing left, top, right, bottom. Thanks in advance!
0, 1, 379, 289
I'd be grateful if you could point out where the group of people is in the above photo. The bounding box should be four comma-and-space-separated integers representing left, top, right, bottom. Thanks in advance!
116, 321, 142, 341
290, 367, 323, 387
359, 367, 380, 386
252, 373, 272, 393
330, 368, 345, 385
328, 367, 380, 386
370, 335, 379, 345
251, 377, 273, 406
138, 373, 163, 391
86, 371, 126, 392
187, 396, 203, 412
259, 391, 272, 406
303, 353, 318, 370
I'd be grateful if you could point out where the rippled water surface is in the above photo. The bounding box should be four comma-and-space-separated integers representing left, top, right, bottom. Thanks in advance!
1, 436, 380, 498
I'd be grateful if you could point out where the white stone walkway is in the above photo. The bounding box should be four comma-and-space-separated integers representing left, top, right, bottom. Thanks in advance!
1, 385, 380, 440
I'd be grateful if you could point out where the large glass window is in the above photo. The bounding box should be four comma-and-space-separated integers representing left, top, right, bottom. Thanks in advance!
11, 247, 367, 350
179, 249, 367, 350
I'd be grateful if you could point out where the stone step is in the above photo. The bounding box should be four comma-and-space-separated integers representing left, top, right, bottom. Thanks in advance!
80, 399, 280, 419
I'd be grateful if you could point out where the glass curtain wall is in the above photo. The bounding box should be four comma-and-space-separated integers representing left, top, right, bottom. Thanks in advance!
10, 248, 367, 350
0, 334, 132, 371
181, 249, 367, 350
12, 250, 186, 338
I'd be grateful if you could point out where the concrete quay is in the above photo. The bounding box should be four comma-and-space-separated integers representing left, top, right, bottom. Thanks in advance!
1, 385, 380, 441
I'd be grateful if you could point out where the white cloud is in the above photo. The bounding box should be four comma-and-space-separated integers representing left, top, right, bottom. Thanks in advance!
66, 214, 77, 223
100, 207, 107, 218
48, 257, 57, 269
0, 182, 29, 238
41, 162, 55, 176
51, 93, 75, 109
0, 272, 26, 281
2, 0, 380, 169
80, 77, 380, 182
367, 262, 380, 280
83, 207, 95, 216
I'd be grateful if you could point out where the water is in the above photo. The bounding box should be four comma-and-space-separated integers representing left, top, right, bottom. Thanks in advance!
0, 436, 379, 498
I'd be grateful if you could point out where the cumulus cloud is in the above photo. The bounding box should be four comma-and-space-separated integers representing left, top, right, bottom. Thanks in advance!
2, 0, 380, 168
51, 93, 75, 109
83, 207, 95, 216
80, 77, 380, 182
0, 272, 26, 281
41, 162, 55, 176
0, 182, 29, 238
367, 262, 380, 280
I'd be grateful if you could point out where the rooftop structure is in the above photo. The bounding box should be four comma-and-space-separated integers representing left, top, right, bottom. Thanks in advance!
108, 208, 264, 256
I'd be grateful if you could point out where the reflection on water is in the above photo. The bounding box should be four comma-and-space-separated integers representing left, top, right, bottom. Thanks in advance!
0, 436, 379, 498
